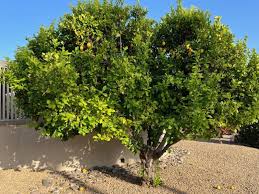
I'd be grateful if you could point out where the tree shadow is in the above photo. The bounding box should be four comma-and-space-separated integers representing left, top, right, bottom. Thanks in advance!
50, 166, 187, 194
92, 166, 144, 185
50, 171, 106, 194
161, 184, 188, 194
0, 125, 136, 171
92, 166, 187, 194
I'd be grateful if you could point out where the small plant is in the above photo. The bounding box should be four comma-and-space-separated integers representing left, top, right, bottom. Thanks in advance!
153, 174, 163, 187
153, 162, 163, 187
138, 167, 145, 178
139, 161, 163, 187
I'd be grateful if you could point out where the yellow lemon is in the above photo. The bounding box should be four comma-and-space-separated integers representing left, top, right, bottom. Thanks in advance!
87, 42, 92, 49
80, 45, 84, 51
81, 168, 88, 173
79, 186, 85, 192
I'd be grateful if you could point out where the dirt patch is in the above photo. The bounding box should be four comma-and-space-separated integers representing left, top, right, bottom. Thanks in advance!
0, 140, 258, 194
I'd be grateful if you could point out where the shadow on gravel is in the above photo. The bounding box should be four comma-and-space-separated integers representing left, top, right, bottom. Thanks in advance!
92, 166, 187, 194
92, 166, 144, 185
50, 167, 187, 194
50, 171, 105, 194
161, 185, 187, 194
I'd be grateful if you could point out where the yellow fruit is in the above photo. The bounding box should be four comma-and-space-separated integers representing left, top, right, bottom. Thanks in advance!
79, 186, 85, 192
87, 42, 92, 49
81, 168, 88, 173
80, 45, 84, 51
162, 41, 166, 46
214, 185, 222, 190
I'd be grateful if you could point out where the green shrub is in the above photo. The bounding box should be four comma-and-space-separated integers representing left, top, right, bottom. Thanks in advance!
235, 123, 259, 148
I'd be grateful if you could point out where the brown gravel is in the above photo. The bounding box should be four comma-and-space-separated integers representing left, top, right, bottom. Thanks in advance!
0, 140, 258, 194
0, 169, 49, 193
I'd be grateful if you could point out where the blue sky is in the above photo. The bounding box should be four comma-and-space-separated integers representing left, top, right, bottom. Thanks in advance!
0, 0, 258, 60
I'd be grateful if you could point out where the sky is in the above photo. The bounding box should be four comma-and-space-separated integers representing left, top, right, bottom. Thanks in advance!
0, 0, 258, 60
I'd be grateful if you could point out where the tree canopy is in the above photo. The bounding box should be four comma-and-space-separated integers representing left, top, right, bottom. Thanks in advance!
4, 0, 259, 184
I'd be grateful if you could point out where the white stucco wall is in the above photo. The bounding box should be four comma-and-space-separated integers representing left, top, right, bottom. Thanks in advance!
0, 124, 138, 171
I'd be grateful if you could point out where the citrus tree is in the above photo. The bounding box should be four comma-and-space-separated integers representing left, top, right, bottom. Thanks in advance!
4, 0, 259, 184
145, 3, 259, 182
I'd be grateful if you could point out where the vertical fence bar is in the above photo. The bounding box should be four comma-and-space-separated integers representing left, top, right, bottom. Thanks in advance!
0, 67, 2, 120
12, 92, 15, 120
0, 78, 2, 120
12, 91, 15, 120
6, 84, 10, 119
19, 107, 22, 119
2, 76, 5, 120
0, 62, 25, 122
10, 90, 14, 120
14, 92, 17, 120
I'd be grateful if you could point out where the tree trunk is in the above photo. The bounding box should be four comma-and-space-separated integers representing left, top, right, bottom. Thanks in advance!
138, 130, 180, 185
139, 148, 157, 184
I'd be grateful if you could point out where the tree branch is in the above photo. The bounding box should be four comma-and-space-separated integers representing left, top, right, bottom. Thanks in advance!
154, 138, 181, 160
155, 129, 167, 149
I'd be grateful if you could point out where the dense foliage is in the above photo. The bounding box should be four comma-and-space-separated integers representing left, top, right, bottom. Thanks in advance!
4, 0, 259, 183
235, 123, 259, 148
6, 1, 154, 151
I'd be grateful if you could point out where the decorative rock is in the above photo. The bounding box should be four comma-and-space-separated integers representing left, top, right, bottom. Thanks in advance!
59, 182, 65, 187
178, 158, 183, 164
14, 167, 21, 172
69, 183, 79, 191
51, 188, 60, 194
42, 178, 53, 187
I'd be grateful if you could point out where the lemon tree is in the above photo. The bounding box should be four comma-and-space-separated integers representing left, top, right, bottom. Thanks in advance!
5, 0, 259, 184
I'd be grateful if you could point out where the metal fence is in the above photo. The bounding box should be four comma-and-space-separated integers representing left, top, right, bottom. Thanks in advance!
0, 61, 25, 122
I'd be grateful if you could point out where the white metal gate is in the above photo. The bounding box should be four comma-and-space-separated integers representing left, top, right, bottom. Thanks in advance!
0, 61, 25, 122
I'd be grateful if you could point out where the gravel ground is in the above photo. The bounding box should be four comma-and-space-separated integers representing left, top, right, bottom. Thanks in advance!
0, 140, 258, 194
